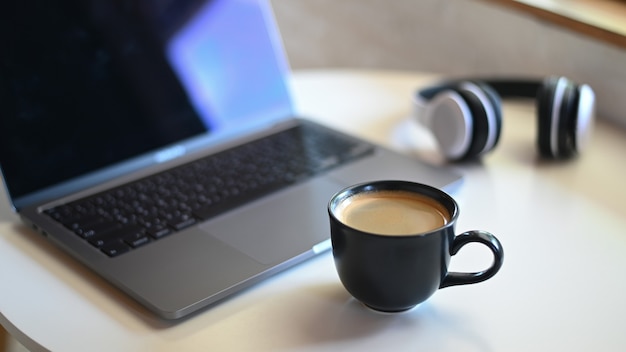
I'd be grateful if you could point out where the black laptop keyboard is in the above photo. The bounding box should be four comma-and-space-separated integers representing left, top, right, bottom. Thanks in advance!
44, 124, 373, 257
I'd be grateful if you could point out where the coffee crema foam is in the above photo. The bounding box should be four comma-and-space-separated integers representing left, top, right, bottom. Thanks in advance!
334, 190, 450, 236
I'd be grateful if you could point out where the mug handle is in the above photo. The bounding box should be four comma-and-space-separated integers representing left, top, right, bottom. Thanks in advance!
440, 230, 504, 288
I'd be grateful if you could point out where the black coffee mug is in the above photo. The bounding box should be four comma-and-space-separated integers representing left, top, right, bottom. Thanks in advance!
328, 180, 504, 312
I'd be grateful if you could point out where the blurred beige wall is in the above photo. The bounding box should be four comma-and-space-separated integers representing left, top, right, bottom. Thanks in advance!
270, 0, 626, 128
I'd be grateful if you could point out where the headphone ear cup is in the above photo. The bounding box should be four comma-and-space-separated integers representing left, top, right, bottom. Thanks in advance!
536, 77, 557, 157
471, 81, 503, 153
537, 76, 578, 158
423, 82, 501, 161
574, 84, 596, 154
422, 89, 474, 161
454, 82, 502, 160
556, 81, 579, 158
453, 85, 490, 160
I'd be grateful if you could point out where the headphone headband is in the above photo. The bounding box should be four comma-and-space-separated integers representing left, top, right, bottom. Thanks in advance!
417, 78, 543, 101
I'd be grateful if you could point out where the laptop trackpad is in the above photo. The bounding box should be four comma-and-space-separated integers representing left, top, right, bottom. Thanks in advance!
198, 177, 345, 265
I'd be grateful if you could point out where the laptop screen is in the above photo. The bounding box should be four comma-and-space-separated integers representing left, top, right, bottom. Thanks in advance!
0, 0, 293, 208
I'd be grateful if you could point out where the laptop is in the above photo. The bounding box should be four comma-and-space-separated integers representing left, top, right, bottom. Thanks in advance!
0, 0, 461, 319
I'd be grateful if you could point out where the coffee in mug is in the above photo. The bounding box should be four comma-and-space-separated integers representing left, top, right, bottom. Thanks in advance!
332, 190, 450, 236
328, 180, 504, 313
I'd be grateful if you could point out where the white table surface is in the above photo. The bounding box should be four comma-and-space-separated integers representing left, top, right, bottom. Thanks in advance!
1, 70, 625, 352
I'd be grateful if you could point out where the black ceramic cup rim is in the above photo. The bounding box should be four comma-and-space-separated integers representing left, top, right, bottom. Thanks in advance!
328, 180, 460, 237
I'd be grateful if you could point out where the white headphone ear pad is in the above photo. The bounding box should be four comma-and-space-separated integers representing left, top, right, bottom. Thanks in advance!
575, 84, 595, 153
423, 91, 474, 161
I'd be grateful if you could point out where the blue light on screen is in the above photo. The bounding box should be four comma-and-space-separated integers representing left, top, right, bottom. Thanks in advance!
167, 0, 293, 132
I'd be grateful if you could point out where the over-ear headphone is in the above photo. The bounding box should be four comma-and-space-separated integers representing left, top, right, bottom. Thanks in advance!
413, 76, 596, 161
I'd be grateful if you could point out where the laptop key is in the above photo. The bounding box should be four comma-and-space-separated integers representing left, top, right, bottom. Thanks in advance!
88, 224, 144, 248
168, 216, 196, 231
76, 220, 121, 239
146, 226, 172, 239
124, 233, 151, 248
100, 241, 131, 257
